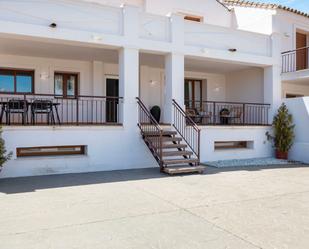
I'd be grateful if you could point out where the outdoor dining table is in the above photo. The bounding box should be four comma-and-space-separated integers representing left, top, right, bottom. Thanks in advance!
0, 101, 61, 125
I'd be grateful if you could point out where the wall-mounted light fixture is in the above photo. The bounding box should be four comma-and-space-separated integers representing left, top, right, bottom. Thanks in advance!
201, 48, 209, 54
283, 32, 291, 38
228, 48, 237, 52
149, 80, 158, 86
92, 35, 103, 42
49, 23, 57, 28
40, 72, 50, 80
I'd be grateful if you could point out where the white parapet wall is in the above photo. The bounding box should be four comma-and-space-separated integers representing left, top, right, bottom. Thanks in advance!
200, 126, 273, 162
284, 97, 309, 164
0, 126, 158, 178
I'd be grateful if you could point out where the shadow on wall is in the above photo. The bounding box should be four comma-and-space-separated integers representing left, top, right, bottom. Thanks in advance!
0, 164, 307, 194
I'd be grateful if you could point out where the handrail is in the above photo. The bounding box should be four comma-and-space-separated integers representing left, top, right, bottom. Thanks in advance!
0, 92, 123, 100
186, 100, 270, 106
136, 97, 163, 170
136, 97, 162, 130
282, 46, 309, 55
185, 100, 270, 126
0, 92, 122, 125
172, 99, 200, 161
282, 46, 309, 73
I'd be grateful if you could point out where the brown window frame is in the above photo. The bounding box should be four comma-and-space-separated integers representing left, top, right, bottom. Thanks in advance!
184, 15, 203, 23
215, 141, 249, 150
54, 72, 78, 99
184, 78, 203, 109
0, 68, 34, 94
16, 145, 86, 157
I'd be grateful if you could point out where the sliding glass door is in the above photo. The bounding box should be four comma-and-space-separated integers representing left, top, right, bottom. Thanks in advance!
184, 79, 203, 109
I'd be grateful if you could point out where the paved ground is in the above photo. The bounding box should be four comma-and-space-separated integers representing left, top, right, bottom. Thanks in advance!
1, 164, 309, 249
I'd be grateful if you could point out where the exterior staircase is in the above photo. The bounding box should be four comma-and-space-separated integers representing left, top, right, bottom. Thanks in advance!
137, 98, 204, 175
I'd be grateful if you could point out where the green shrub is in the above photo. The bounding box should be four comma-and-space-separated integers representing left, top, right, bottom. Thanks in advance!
0, 126, 12, 170
266, 103, 295, 153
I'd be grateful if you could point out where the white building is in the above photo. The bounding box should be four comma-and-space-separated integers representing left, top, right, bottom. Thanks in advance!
0, 0, 308, 178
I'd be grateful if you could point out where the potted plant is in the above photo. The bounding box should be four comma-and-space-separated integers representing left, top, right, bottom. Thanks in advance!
0, 126, 12, 172
150, 106, 161, 123
266, 103, 295, 160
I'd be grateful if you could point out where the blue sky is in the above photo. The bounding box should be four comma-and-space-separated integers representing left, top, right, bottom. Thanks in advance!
250, 0, 309, 13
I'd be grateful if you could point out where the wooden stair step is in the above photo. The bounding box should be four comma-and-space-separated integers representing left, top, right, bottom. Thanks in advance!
163, 166, 205, 175
148, 137, 182, 142
161, 144, 187, 149
163, 158, 199, 165
144, 130, 177, 136
162, 151, 193, 157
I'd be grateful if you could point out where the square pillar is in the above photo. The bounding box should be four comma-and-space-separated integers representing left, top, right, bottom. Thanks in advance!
264, 65, 282, 121
119, 47, 139, 128
163, 53, 184, 124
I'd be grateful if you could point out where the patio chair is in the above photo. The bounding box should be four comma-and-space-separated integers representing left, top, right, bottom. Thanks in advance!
31, 100, 55, 125
185, 108, 202, 124
5, 99, 29, 125
229, 107, 243, 124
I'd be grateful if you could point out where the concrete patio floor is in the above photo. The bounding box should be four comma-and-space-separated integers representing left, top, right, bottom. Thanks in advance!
1, 164, 309, 249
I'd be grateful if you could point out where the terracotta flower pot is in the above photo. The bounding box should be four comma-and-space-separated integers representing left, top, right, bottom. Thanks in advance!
276, 150, 288, 160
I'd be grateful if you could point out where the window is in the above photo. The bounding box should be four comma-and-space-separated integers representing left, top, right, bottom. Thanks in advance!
17, 145, 86, 157
184, 15, 203, 23
215, 141, 252, 150
286, 93, 304, 98
185, 79, 203, 109
54, 72, 78, 98
0, 69, 34, 93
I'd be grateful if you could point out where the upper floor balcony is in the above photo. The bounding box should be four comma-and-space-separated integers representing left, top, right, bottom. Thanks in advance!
282, 47, 309, 73
0, 0, 273, 65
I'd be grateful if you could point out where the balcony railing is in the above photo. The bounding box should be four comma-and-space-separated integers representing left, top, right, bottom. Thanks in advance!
282, 47, 309, 73
185, 100, 270, 126
0, 93, 123, 126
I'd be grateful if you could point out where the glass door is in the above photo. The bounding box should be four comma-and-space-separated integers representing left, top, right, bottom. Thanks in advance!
184, 79, 203, 110
106, 78, 119, 123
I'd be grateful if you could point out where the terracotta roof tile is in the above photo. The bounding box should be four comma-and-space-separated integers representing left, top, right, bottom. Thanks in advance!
220, 0, 309, 18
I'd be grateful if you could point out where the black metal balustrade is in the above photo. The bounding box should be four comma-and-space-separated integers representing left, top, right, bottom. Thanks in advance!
0, 93, 123, 125
282, 47, 309, 73
173, 99, 200, 161
137, 97, 163, 167
185, 100, 270, 126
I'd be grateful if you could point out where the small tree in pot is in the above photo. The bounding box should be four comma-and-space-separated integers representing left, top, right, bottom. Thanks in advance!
0, 127, 12, 172
266, 103, 295, 160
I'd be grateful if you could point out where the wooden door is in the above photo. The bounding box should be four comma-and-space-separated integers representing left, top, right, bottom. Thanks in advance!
184, 79, 203, 110
106, 78, 119, 123
296, 32, 308, 71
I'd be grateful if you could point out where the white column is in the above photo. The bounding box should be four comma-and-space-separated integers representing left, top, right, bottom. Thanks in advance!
122, 5, 139, 46
264, 65, 282, 117
264, 32, 282, 121
119, 47, 139, 128
92, 61, 104, 96
164, 53, 184, 124
169, 13, 184, 51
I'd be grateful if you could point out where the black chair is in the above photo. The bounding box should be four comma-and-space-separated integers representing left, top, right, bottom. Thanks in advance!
31, 100, 55, 125
5, 99, 29, 125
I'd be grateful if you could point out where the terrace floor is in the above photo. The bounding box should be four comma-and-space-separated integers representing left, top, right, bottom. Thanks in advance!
1, 164, 309, 249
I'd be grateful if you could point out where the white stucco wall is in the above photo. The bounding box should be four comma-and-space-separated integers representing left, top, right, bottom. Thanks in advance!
200, 126, 272, 162
0, 126, 157, 178
282, 83, 309, 97
144, 0, 231, 27
277, 10, 309, 52
284, 97, 309, 163
231, 6, 275, 35
225, 68, 264, 103
185, 71, 226, 101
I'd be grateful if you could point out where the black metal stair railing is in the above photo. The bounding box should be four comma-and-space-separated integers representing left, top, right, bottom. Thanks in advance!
172, 99, 200, 162
136, 97, 164, 169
